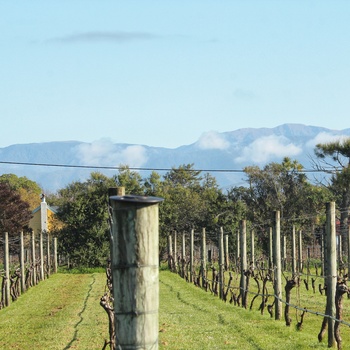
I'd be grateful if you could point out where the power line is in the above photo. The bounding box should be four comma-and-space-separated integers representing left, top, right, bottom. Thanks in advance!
0, 160, 333, 174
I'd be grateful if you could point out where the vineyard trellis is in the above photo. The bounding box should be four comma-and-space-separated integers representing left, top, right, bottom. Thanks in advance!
166, 202, 350, 349
0, 230, 58, 309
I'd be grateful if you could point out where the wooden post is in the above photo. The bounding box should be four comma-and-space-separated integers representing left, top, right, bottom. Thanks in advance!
20, 231, 26, 293
53, 237, 58, 273
4, 232, 10, 307
298, 230, 303, 273
173, 231, 178, 271
224, 234, 229, 270
325, 202, 337, 348
292, 225, 297, 275
269, 227, 273, 269
167, 234, 173, 270
282, 233, 286, 271
201, 228, 207, 288
47, 232, 51, 277
218, 227, 225, 299
31, 232, 37, 285
348, 225, 350, 276
182, 233, 186, 261
236, 230, 240, 261
273, 211, 282, 320
190, 229, 194, 283
109, 194, 163, 350
40, 231, 44, 280
240, 220, 247, 308
250, 229, 255, 269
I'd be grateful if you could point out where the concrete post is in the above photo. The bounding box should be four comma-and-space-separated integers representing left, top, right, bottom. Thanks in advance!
201, 228, 207, 288
240, 220, 247, 308
53, 237, 58, 273
109, 194, 163, 350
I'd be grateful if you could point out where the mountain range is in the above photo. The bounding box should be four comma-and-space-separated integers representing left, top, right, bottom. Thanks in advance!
1, 123, 350, 193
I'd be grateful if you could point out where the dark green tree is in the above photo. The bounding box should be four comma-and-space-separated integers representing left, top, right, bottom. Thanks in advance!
52, 172, 116, 267
314, 137, 350, 238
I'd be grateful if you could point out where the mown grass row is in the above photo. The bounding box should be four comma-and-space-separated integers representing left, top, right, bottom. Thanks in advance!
0, 270, 349, 349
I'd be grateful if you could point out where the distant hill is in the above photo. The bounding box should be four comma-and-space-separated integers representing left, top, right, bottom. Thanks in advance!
1, 124, 350, 192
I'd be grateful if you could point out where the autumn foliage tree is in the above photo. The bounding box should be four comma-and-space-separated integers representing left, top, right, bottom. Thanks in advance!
0, 182, 32, 236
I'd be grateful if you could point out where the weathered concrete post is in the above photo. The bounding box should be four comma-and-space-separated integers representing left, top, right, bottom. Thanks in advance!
4, 232, 10, 306
273, 211, 282, 320
224, 234, 229, 270
325, 202, 337, 348
109, 194, 163, 350
20, 231, 26, 293
167, 234, 173, 270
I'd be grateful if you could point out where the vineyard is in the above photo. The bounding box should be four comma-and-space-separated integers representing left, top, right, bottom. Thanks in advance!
0, 231, 58, 309
165, 202, 350, 349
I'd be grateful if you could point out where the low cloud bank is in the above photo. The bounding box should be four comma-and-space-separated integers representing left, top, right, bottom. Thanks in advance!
75, 139, 148, 167
235, 135, 302, 163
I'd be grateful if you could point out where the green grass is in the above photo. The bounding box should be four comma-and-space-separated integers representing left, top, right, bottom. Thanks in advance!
0, 273, 109, 350
0, 270, 349, 349
159, 270, 338, 349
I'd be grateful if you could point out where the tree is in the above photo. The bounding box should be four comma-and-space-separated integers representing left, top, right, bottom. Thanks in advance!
229, 158, 328, 252
52, 172, 116, 267
113, 165, 145, 195
314, 137, 350, 238
0, 173, 42, 210
0, 182, 32, 236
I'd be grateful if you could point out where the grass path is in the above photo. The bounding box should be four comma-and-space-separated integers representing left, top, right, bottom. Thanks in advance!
0, 273, 108, 350
0, 271, 343, 349
159, 271, 331, 349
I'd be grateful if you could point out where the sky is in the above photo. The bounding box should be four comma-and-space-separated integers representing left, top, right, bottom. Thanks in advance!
1, 0, 350, 149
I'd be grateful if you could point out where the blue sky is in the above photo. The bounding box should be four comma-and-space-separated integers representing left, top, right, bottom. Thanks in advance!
1, 0, 350, 149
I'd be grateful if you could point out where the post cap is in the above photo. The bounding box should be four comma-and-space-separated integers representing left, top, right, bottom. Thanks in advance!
109, 195, 164, 204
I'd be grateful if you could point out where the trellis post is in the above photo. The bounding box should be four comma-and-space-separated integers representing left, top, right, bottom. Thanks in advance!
325, 202, 337, 348
292, 225, 297, 275
250, 229, 255, 269
109, 194, 163, 350
201, 228, 207, 288
31, 231, 37, 285
298, 230, 303, 273
47, 232, 51, 277
273, 211, 282, 320
53, 237, 58, 273
224, 234, 229, 270
40, 231, 44, 280
269, 227, 273, 269
348, 225, 350, 276
190, 229, 194, 283
173, 231, 178, 271
218, 227, 225, 299
20, 231, 26, 293
240, 220, 247, 308
4, 232, 10, 307
167, 234, 173, 270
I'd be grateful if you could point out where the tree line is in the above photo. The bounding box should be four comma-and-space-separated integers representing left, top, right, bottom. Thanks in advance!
1, 138, 349, 267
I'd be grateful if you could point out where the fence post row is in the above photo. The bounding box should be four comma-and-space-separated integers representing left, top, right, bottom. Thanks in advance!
165, 201, 347, 349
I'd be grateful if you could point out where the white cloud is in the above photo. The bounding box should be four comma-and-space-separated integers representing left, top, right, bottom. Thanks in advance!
75, 139, 148, 167
196, 131, 229, 150
235, 135, 302, 163
306, 132, 350, 149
